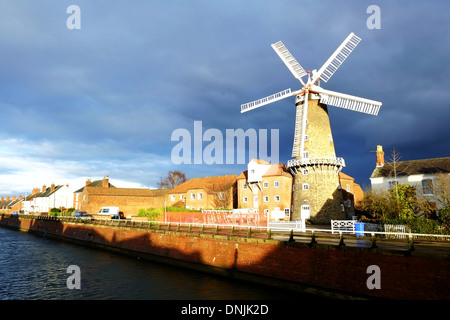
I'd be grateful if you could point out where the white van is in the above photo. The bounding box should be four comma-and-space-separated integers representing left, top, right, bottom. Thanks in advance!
97, 206, 120, 219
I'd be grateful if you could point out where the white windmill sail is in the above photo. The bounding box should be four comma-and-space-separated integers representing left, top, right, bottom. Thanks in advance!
312, 33, 361, 84
271, 41, 307, 85
312, 85, 382, 116
241, 88, 297, 113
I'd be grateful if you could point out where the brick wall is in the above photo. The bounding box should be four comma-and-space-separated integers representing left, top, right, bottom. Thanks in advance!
2, 215, 449, 300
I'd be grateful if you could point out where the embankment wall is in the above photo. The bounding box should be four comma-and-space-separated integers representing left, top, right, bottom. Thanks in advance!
1, 214, 449, 300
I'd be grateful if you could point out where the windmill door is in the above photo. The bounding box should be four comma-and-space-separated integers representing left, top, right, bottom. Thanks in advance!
301, 205, 310, 219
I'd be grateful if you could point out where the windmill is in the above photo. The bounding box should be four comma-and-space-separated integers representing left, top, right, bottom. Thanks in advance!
241, 33, 382, 223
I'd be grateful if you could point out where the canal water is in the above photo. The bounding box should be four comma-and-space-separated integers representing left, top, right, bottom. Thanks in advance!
0, 227, 314, 300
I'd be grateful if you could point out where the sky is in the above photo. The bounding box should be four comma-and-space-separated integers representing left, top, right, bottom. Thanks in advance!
1, 0, 449, 196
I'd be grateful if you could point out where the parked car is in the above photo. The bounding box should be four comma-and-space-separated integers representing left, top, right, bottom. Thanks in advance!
97, 206, 122, 219
73, 211, 93, 219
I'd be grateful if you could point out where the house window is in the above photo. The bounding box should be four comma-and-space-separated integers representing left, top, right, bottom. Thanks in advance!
264, 209, 269, 215
303, 151, 309, 159
198, 193, 203, 200
284, 208, 290, 217
274, 195, 280, 202
346, 184, 351, 192
422, 179, 434, 195
218, 192, 225, 200
274, 181, 279, 188
329, 134, 333, 142
302, 183, 309, 190
264, 196, 269, 202
170, 195, 175, 201
83, 195, 86, 201
243, 183, 247, 190
191, 193, 195, 200
243, 197, 248, 203
340, 204, 345, 211
180, 194, 183, 200
263, 182, 268, 188
345, 200, 352, 207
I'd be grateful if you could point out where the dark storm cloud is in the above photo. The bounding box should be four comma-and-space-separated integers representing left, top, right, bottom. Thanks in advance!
0, 0, 449, 194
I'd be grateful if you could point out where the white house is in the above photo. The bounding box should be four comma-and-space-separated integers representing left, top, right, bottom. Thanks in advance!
23, 183, 74, 213
370, 145, 450, 209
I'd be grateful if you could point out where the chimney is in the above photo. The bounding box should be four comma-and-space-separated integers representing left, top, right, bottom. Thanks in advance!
51, 183, 55, 192
86, 179, 92, 186
1, 197, 4, 201
33, 187, 40, 194
102, 176, 109, 188
6, 196, 10, 201
42, 185, 47, 192
376, 145, 385, 167
13, 196, 16, 200
19, 195, 23, 200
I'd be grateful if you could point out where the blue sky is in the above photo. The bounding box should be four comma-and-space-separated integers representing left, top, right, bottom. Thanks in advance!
1, 0, 449, 196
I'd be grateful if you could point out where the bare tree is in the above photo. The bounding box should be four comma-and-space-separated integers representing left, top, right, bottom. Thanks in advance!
157, 171, 187, 189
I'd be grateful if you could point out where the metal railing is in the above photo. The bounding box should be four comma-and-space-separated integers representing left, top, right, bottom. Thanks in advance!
2, 214, 450, 249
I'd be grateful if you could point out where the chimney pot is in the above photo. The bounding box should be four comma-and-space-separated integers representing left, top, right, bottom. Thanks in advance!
86, 179, 92, 186
376, 145, 385, 167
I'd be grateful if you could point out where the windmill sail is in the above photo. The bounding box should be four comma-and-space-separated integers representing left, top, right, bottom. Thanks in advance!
314, 86, 382, 116
313, 33, 361, 83
271, 41, 307, 84
241, 88, 294, 113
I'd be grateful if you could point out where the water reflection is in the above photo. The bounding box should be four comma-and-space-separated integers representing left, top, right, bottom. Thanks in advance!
0, 227, 311, 300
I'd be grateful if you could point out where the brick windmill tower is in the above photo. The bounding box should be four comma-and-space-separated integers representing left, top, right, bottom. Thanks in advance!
241, 33, 382, 223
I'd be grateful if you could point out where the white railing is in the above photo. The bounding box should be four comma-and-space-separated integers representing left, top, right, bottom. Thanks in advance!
331, 220, 357, 234
268, 220, 306, 232
287, 157, 346, 168
384, 224, 410, 239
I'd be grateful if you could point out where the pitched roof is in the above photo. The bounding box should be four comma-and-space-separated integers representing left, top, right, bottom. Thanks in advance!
370, 157, 450, 179
237, 163, 292, 180
36, 185, 64, 198
74, 179, 116, 193
171, 175, 237, 194
85, 187, 171, 197
339, 172, 355, 181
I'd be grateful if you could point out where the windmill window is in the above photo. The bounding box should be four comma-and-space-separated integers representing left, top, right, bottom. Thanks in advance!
346, 184, 351, 192
274, 195, 280, 202
218, 192, 225, 200
264, 196, 269, 202
243, 197, 248, 203
302, 183, 309, 190
302, 168, 309, 175
304, 135, 308, 141
243, 183, 247, 190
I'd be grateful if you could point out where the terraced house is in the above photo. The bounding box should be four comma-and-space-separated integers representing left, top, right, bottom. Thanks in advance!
0, 195, 23, 214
